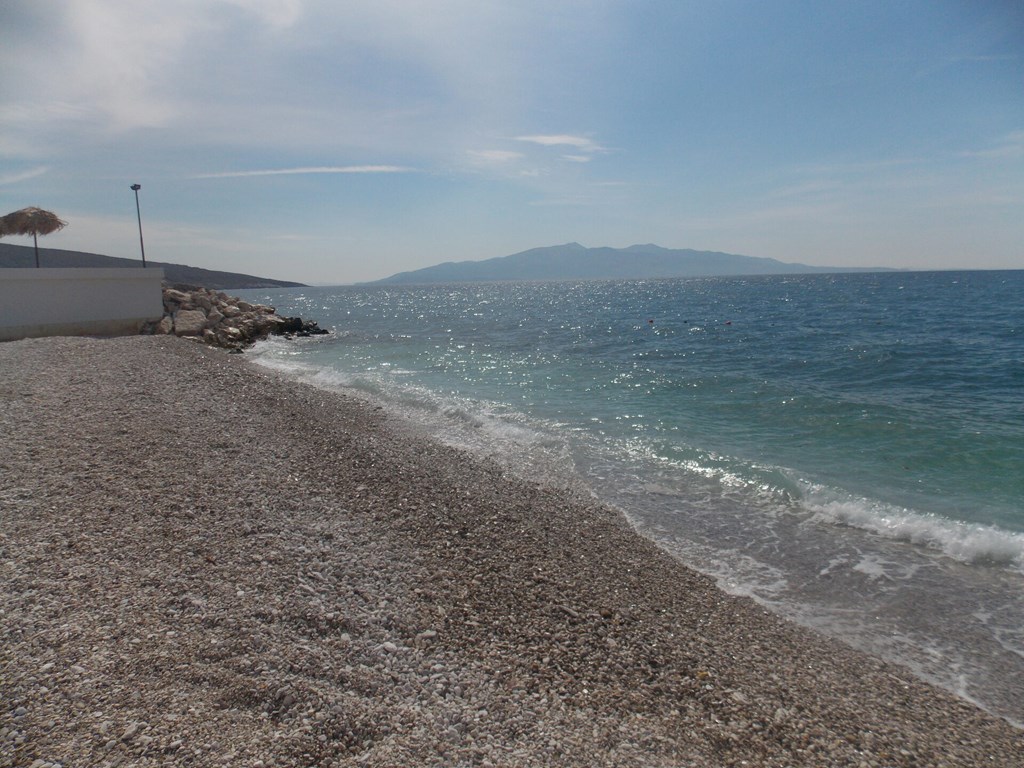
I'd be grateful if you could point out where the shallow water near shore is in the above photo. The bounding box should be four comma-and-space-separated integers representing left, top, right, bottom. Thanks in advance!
238, 271, 1024, 725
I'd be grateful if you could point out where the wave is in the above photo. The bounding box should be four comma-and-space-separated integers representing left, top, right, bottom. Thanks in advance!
247, 338, 581, 487
248, 336, 1024, 572
590, 434, 1024, 573
802, 486, 1024, 569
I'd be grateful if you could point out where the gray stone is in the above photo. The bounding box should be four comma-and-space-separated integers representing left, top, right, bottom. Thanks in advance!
173, 309, 207, 337
162, 289, 191, 306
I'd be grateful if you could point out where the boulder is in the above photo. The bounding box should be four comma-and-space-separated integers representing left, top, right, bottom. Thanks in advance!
173, 309, 208, 337
275, 316, 304, 334
163, 289, 191, 306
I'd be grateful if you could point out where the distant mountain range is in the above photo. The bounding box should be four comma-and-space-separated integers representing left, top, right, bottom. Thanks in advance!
0, 243, 305, 290
370, 243, 894, 285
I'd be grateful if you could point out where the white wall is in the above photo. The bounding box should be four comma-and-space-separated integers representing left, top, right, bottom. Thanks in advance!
0, 268, 165, 341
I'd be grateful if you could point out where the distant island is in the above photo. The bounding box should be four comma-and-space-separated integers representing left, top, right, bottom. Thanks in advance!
369, 243, 895, 285
0, 243, 305, 290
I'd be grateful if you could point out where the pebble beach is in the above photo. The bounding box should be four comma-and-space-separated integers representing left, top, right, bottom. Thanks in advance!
1, 335, 1020, 767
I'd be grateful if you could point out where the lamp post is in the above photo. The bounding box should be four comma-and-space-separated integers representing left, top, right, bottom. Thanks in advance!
130, 183, 147, 267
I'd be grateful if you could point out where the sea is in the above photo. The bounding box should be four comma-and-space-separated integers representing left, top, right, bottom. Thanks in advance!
236, 270, 1024, 726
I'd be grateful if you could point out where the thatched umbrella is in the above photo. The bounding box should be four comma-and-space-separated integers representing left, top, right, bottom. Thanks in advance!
0, 207, 68, 267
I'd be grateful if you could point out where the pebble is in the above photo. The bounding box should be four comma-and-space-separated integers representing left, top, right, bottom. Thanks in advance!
0, 336, 1020, 768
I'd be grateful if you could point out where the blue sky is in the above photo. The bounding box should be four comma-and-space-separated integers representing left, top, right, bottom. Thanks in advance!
1, 0, 1021, 284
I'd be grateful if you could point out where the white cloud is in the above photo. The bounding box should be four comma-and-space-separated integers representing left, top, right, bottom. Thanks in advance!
515, 134, 606, 153
527, 195, 606, 206
467, 150, 526, 164
0, 167, 48, 186
61, 1, 195, 132
1, 1, 611, 167
562, 154, 592, 163
947, 54, 1018, 63
191, 165, 415, 179
218, 0, 304, 28
0, 1, 203, 151
959, 131, 1024, 160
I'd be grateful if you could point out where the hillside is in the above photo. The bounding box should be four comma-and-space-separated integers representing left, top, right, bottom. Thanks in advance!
0, 243, 305, 290
370, 243, 893, 284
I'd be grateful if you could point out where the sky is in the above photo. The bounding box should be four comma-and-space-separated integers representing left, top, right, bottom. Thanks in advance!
1, 0, 1022, 284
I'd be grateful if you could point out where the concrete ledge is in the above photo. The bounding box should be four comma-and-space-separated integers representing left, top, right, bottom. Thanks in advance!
0, 267, 165, 341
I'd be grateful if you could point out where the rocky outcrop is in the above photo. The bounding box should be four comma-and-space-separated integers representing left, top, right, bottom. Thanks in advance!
143, 283, 328, 349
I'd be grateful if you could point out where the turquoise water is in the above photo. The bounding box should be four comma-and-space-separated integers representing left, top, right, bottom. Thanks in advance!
238, 271, 1024, 724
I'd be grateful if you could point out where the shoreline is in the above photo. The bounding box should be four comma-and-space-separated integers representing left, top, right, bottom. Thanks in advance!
246, 333, 1024, 728
1, 335, 1020, 766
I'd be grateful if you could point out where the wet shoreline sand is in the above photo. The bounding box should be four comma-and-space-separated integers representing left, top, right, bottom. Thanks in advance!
1, 335, 1019, 766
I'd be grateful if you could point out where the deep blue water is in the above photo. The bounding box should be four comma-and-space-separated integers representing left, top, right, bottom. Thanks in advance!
238, 271, 1024, 724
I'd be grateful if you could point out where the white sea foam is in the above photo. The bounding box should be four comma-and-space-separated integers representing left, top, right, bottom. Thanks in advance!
633, 530, 791, 602
804, 489, 1024, 570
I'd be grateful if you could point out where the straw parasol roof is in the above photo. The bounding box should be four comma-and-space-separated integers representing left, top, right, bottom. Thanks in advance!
0, 206, 68, 267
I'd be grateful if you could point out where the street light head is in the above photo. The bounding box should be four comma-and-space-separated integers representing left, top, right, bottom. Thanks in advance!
130, 184, 141, 191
